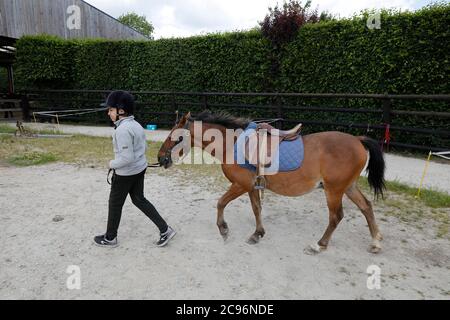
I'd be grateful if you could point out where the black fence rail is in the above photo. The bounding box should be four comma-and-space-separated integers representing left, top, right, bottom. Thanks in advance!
16, 90, 450, 152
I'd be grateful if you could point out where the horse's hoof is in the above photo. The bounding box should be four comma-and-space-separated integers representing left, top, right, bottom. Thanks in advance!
369, 238, 382, 254
218, 222, 229, 241
220, 229, 229, 241
303, 244, 325, 255
369, 244, 382, 254
246, 234, 260, 245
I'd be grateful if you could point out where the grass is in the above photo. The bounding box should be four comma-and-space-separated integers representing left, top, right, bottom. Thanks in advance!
0, 123, 66, 136
0, 132, 161, 168
0, 124, 17, 134
358, 177, 449, 238
388, 180, 450, 208
359, 177, 450, 209
9, 151, 58, 166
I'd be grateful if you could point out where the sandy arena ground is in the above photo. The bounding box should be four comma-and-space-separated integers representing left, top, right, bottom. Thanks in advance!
1, 162, 449, 300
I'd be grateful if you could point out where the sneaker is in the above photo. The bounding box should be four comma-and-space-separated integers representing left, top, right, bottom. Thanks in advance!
156, 226, 176, 247
94, 234, 118, 248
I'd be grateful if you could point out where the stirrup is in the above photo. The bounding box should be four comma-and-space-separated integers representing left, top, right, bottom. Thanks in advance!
254, 175, 266, 190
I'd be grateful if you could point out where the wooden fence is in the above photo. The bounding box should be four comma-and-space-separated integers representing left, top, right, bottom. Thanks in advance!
8, 90, 450, 152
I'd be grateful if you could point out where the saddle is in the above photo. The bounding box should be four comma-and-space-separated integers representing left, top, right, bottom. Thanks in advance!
244, 122, 302, 192
256, 123, 303, 141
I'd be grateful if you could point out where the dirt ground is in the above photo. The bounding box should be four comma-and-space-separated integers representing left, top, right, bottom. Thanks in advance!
0, 162, 449, 300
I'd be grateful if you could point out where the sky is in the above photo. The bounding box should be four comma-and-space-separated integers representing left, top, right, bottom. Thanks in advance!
86, 0, 439, 39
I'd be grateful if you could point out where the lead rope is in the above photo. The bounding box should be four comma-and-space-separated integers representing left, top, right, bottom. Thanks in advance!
107, 169, 115, 185
148, 163, 162, 168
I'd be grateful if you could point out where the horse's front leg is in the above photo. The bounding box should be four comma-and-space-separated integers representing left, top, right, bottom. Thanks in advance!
247, 189, 265, 244
217, 183, 246, 240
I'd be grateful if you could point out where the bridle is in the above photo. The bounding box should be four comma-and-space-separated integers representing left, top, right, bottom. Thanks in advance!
159, 118, 192, 168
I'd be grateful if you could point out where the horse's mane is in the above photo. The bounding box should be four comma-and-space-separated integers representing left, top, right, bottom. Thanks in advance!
194, 110, 250, 129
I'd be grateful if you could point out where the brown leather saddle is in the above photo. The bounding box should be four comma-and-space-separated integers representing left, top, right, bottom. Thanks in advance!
257, 122, 303, 141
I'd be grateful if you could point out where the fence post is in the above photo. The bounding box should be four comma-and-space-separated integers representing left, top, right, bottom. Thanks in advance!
171, 94, 178, 124
7, 65, 15, 94
202, 95, 208, 110
276, 94, 283, 129
48, 92, 55, 124
20, 95, 30, 122
382, 95, 392, 152
382, 96, 392, 124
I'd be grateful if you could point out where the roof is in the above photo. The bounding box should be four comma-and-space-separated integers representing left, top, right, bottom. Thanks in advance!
0, 0, 149, 41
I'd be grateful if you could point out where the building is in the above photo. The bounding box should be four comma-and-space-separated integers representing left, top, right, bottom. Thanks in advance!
0, 0, 149, 94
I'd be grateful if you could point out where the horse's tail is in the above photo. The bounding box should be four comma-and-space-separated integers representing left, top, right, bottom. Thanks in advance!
359, 136, 386, 199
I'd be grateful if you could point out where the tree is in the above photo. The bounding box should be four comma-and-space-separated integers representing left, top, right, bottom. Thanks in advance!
259, 0, 331, 47
118, 12, 154, 39
258, 1, 334, 91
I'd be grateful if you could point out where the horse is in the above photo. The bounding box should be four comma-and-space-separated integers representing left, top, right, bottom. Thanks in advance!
157, 111, 385, 254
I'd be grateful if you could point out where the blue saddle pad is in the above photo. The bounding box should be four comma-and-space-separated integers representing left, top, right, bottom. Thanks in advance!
234, 122, 304, 173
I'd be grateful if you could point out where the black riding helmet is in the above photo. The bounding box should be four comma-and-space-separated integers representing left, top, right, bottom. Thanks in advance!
104, 91, 135, 121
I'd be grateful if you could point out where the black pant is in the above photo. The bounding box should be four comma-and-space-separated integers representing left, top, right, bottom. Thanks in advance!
106, 169, 168, 239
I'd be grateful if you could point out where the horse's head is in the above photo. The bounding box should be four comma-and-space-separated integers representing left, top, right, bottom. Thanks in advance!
157, 112, 192, 169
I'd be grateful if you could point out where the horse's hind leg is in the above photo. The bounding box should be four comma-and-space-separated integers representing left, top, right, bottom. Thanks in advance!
217, 183, 246, 240
247, 189, 265, 244
345, 184, 383, 253
305, 189, 344, 255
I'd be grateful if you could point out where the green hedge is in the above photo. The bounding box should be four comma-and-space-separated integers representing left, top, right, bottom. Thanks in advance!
15, 35, 78, 89
279, 5, 449, 147
16, 31, 271, 93
15, 6, 449, 94
13, 4, 450, 149
75, 40, 135, 90
280, 5, 450, 94
15, 5, 449, 94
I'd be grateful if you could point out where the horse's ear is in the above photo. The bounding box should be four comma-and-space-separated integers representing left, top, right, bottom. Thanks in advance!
185, 112, 191, 120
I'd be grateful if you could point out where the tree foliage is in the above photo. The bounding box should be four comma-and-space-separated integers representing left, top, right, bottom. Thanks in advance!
118, 12, 154, 39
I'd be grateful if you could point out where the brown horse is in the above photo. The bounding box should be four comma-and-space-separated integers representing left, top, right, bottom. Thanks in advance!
157, 111, 385, 254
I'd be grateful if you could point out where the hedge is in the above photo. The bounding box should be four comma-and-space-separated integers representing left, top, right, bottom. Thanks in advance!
15, 35, 78, 89
279, 5, 450, 146
15, 5, 449, 94
281, 5, 450, 95
13, 4, 450, 149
